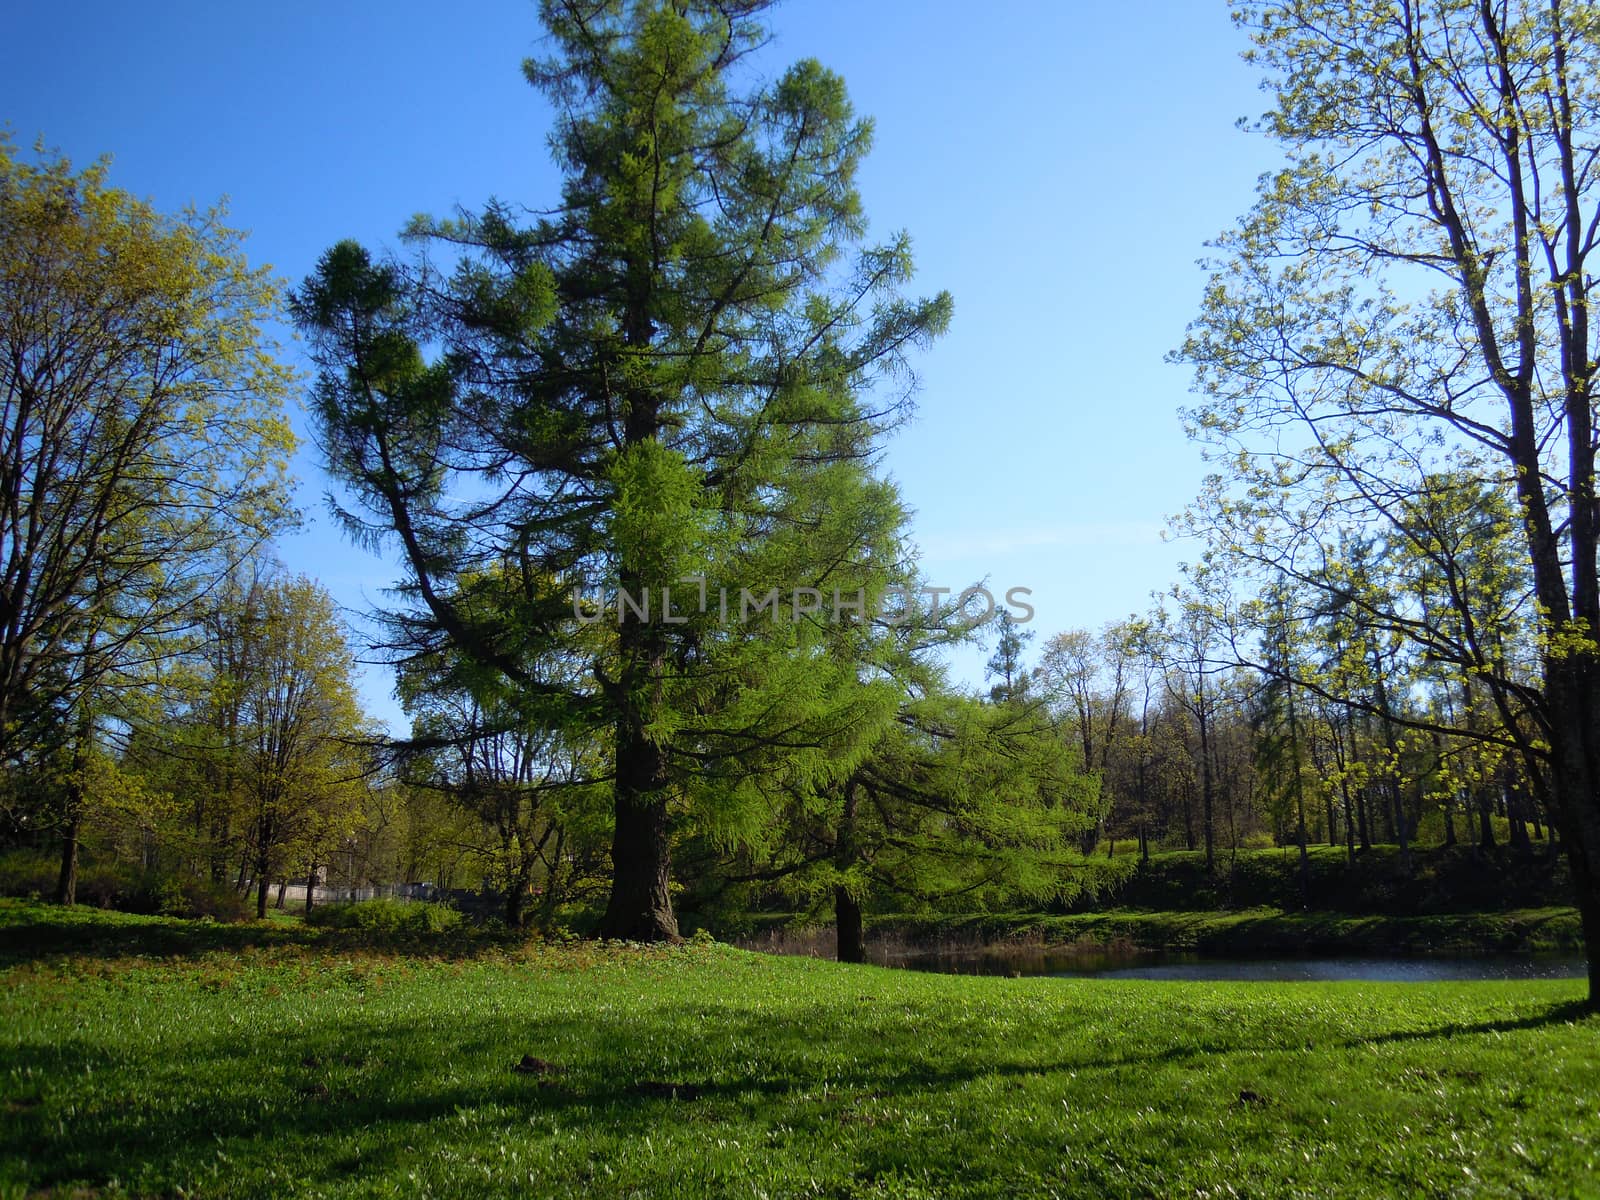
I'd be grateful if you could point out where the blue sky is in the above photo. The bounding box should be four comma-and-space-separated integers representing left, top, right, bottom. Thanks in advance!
2, 1, 1280, 732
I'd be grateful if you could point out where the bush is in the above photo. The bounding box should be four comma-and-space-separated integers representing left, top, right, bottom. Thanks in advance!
0, 852, 248, 920
73, 863, 133, 909
141, 873, 248, 922
304, 898, 462, 935
0, 849, 58, 898
181, 877, 249, 922
133, 869, 188, 916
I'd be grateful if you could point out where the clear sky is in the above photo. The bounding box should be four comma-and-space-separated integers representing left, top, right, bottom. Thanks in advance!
2, 1, 1282, 732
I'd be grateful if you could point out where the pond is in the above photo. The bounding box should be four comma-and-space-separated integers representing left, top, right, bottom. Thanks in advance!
886, 947, 1588, 982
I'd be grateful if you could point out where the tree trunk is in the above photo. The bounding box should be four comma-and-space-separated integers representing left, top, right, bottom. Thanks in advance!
1344, 779, 1356, 863
832, 777, 865, 963
598, 778, 677, 941
1197, 705, 1216, 874
210, 814, 230, 885
1508, 778, 1531, 850
55, 810, 81, 907
1368, 663, 1409, 868
1392, 778, 1409, 866
1295, 791, 1311, 909
1544, 663, 1600, 1008
55, 716, 91, 907
254, 831, 271, 920
506, 860, 528, 929
305, 863, 317, 914
1287, 685, 1310, 908
539, 826, 566, 930
835, 886, 865, 964
275, 879, 288, 910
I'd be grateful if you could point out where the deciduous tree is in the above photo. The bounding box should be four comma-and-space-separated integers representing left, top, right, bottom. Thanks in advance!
1178, 0, 1600, 1005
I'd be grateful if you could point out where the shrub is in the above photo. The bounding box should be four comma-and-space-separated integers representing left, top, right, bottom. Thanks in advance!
304, 898, 462, 935
178, 877, 249, 922
75, 862, 134, 909
0, 850, 58, 898
0, 852, 249, 920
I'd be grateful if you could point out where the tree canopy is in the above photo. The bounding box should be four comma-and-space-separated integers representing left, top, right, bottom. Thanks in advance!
294, 0, 951, 939
1177, 0, 1600, 1003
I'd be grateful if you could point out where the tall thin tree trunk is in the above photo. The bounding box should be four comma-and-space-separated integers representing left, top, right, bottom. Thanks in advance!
55, 711, 92, 907
1198, 707, 1216, 874
55, 810, 81, 907
1344, 780, 1356, 863
539, 826, 566, 930
1369, 660, 1408, 869
254, 818, 272, 921
1287, 685, 1310, 909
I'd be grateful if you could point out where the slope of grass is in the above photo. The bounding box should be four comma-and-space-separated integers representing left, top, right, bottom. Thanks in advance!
1, 900, 1596, 1199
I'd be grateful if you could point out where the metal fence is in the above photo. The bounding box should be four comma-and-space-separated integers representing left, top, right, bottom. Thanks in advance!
268, 881, 441, 907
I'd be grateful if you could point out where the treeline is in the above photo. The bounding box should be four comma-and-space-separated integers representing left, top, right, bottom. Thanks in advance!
1030, 606, 1559, 887
5, 1, 1599, 1012
1167, 0, 1600, 1007
0, 10, 1098, 953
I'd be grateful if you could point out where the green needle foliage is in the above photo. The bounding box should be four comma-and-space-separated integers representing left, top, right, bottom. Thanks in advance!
293, 0, 950, 940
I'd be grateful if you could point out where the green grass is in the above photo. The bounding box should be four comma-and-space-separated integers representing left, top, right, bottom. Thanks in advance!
1, 901, 1596, 1199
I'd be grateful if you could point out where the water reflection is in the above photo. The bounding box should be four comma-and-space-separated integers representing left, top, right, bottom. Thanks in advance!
887, 948, 1587, 982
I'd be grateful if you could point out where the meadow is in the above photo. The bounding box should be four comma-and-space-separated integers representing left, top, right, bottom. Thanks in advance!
2, 900, 1596, 1199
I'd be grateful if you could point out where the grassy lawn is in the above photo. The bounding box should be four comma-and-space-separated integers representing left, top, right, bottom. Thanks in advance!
1, 901, 1596, 1199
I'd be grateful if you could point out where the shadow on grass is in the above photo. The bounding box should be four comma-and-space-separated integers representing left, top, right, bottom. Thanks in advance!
0, 900, 528, 967
5, 976, 1594, 1198
1340, 997, 1597, 1045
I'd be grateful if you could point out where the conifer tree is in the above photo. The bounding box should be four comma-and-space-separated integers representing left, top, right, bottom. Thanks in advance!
294, 0, 949, 939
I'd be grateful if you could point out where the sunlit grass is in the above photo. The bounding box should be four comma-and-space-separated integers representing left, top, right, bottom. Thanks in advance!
1, 901, 1595, 1198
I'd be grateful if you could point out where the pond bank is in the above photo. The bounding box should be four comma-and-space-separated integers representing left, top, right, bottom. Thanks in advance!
732, 905, 1585, 962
